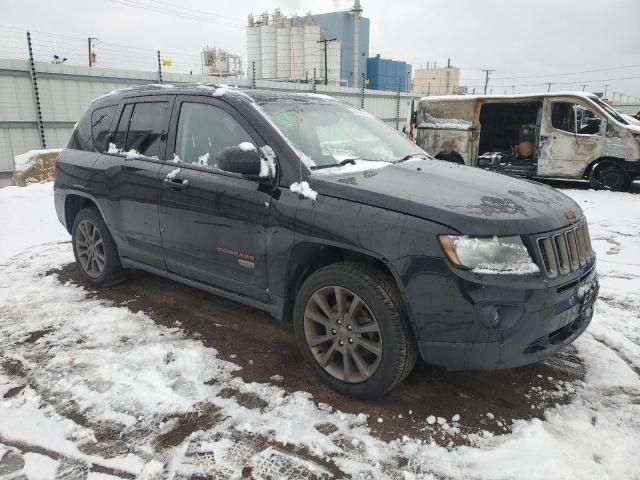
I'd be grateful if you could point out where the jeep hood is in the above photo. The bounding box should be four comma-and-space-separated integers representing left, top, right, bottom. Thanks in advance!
310, 159, 582, 236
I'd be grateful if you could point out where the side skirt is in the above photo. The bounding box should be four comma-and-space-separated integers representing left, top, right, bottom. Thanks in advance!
121, 257, 279, 318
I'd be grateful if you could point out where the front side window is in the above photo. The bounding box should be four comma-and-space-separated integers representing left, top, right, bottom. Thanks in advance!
91, 105, 117, 153
258, 98, 424, 169
551, 102, 601, 135
174, 102, 253, 170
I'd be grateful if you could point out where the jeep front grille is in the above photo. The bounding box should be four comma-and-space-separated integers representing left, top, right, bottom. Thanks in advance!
535, 222, 594, 279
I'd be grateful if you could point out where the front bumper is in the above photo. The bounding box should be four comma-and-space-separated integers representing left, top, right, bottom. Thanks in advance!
408, 263, 598, 370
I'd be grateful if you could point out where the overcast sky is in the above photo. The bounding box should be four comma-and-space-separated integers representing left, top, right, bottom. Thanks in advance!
2, 0, 639, 100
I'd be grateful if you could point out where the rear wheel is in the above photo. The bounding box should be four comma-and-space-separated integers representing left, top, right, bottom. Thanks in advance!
588, 163, 627, 191
293, 262, 417, 399
72, 208, 124, 287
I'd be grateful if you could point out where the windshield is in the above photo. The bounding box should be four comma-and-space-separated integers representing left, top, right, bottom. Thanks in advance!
590, 96, 628, 125
258, 98, 425, 169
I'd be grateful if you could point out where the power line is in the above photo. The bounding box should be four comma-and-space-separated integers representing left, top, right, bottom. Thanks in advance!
106, 0, 246, 28
492, 64, 640, 80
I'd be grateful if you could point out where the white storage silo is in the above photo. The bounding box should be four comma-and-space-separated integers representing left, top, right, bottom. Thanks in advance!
260, 25, 277, 80
303, 24, 321, 82
291, 25, 305, 81
276, 27, 291, 80
246, 26, 262, 80
325, 39, 341, 84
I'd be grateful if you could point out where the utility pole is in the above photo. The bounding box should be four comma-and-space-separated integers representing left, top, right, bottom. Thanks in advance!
546, 82, 553, 92
316, 38, 337, 86
581, 84, 587, 91
252, 61, 256, 88
157, 50, 163, 84
482, 69, 494, 95
88, 37, 97, 67
603, 84, 609, 99
313, 68, 317, 93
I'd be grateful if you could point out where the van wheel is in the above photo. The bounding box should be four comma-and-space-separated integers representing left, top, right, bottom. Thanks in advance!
293, 262, 417, 399
588, 163, 627, 191
71, 208, 125, 287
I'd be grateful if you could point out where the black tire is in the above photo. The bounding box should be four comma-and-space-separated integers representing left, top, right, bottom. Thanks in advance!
71, 207, 125, 287
293, 262, 417, 399
588, 163, 627, 191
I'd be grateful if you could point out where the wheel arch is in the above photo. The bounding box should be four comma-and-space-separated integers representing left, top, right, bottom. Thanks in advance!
64, 192, 102, 234
583, 156, 627, 179
434, 150, 464, 164
281, 242, 412, 327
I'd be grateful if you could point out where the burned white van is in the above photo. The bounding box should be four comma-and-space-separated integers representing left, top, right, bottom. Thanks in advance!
416, 92, 640, 190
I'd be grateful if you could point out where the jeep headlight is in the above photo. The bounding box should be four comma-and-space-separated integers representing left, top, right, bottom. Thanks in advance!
439, 235, 540, 275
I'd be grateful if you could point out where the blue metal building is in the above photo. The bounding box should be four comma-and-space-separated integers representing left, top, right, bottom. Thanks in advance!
367, 54, 412, 92
309, 11, 370, 87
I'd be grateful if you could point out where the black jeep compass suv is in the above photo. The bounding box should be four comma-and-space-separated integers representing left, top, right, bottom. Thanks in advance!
54, 84, 598, 398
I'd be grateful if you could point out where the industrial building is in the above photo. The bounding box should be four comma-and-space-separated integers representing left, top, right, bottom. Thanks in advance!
367, 54, 411, 92
412, 61, 461, 96
308, 1, 369, 87
201, 47, 243, 77
246, 1, 368, 86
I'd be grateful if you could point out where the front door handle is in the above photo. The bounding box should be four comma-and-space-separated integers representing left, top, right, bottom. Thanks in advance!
163, 177, 189, 190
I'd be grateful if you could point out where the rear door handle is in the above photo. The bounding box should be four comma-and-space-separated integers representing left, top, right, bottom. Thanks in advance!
163, 177, 189, 190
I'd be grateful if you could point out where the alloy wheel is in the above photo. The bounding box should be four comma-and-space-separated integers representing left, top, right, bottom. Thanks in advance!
303, 286, 383, 383
75, 219, 105, 278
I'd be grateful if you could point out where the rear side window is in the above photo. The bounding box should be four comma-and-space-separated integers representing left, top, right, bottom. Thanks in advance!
126, 102, 169, 158
68, 109, 93, 151
113, 104, 134, 150
91, 105, 116, 153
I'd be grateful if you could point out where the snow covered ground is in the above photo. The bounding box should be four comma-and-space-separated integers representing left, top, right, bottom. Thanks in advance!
0, 182, 639, 479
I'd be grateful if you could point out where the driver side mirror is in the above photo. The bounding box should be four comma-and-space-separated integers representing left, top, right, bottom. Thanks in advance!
217, 145, 261, 176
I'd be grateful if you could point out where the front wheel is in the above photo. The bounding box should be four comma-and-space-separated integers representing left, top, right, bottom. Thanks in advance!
293, 262, 417, 399
588, 163, 627, 191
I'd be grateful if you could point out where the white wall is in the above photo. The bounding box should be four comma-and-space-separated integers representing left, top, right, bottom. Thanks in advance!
0, 57, 419, 181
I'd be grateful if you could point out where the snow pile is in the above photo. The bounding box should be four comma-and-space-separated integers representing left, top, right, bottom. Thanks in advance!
238, 141, 256, 152
0, 182, 69, 262
259, 145, 277, 178
1, 183, 640, 479
197, 152, 210, 167
195, 84, 228, 96
13, 148, 62, 173
289, 181, 318, 201
107, 143, 157, 160
312, 159, 391, 175
165, 167, 181, 180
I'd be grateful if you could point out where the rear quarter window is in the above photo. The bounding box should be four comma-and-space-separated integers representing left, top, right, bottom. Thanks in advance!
68, 109, 93, 151
91, 105, 117, 153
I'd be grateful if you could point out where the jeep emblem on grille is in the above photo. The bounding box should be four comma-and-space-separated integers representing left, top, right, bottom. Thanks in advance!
565, 210, 577, 221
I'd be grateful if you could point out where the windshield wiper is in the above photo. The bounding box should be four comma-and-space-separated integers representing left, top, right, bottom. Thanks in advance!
396, 153, 428, 163
310, 158, 360, 170
338, 158, 357, 166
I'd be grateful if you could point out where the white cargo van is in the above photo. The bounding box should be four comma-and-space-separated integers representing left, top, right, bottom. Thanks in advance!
416, 92, 640, 190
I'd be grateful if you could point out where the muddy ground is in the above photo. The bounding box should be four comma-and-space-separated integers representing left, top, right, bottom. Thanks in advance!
53, 263, 585, 446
